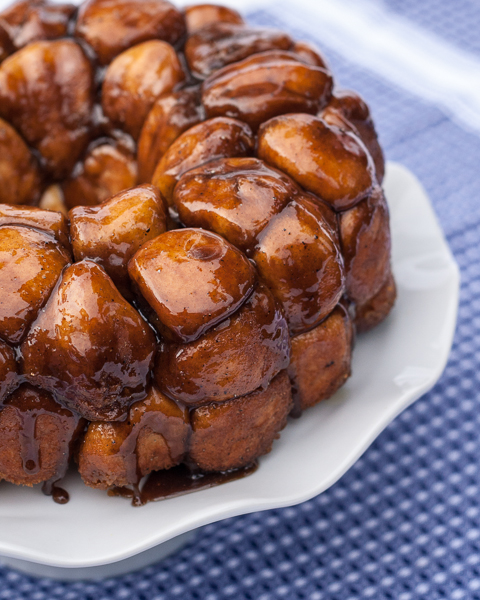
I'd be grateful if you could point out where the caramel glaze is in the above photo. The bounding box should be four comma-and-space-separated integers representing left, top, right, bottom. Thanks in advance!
80, 379, 264, 506
119, 399, 188, 486
77, 385, 190, 489
320, 89, 385, 184
253, 194, 346, 335
78, 367, 293, 488
0, 0, 394, 505
21, 260, 156, 422
155, 282, 291, 405
0, 225, 71, 345
137, 86, 204, 184
184, 4, 244, 35
0, 339, 17, 405
174, 157, 300, 255
0, 384, 84, 501
151, 116, 255, 206
109, 462, 258, 507
0, 22, 14, 63
291, 41, 329, 70
0, 39, 95, 180
0, 0, 76, 50
101, 39, 186, 141
202, 51, 333, 131
339, 185, 391, 305
62, 141, 138, 210
257, 113, 375, 211
0, 117, 42, 206
74, 0, 187, 67
69, 184, 167, 298
185, 22, 293, 79
0, 204, 71, 251
128, 228, 256, 343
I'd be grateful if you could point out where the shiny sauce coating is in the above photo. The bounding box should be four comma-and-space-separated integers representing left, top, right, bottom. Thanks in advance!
258, 113, 375, 211
0, 225, 71, 344
155, 282, 291, 405
128, 228, 256, 343
0, 384, 83, 493
69, 184, 167, 296
75, 0, 187, 66
174, 157, 299, 255
253, 194, 345, 335
202, 51, 333, 131
185, 22, 292, 79
21, 260, 156, 422
152, 116, 254, 205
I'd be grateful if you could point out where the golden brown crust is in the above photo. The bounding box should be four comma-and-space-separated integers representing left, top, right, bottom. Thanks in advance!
288, 304, 353, 411
0, 40, 94, 179
189, 370, 293, 472
258, 113, 375, 211
174, 157, 299, 254
155, 282, 291, 406
137, 87, 203, 184
355, 268, 396, 333
63, 142, 138, 210
202, 51, 333, 131
75, 0, 186, 66
0, 384, 82, 486
21, 260, 156, 421
70, 184, 167, 295
339, 186, 391, 305
102, 40, 185, 140
78, 386, 189, 489
185, 22, 293, 79
152, 117, 254, 205
184, 4, 244, 34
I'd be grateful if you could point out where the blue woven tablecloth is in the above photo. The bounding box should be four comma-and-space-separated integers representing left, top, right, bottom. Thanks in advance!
2, 0, 480, 597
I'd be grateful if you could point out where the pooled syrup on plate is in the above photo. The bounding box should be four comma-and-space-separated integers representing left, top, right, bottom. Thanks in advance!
42, 479, 70, 505
109, 462, 258, 507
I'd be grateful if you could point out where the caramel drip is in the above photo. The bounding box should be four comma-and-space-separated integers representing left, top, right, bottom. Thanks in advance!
109, 462, 258, 507
119, 411, 188, 487
289, 389, 303, 420
17, 408, 41, 475
42, 414, 84, 504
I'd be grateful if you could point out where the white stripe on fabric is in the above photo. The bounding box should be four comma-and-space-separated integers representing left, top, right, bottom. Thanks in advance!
259, 0, 480, 135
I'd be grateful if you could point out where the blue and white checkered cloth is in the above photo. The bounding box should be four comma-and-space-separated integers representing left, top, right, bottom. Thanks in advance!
2, 0, 480, 597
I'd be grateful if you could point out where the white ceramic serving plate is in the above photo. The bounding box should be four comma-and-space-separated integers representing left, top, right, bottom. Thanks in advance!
0, 162, 459, 579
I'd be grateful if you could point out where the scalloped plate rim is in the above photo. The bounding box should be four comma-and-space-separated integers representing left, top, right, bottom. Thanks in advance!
0, 161, 460, 569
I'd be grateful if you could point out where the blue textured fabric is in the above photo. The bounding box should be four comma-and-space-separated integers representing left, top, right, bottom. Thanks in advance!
381, 0, 480, 57
1, 2, 480, 598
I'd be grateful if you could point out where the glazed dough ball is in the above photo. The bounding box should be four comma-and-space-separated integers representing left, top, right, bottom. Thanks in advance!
21, 260, 156, 422
155, 283, 291, 405
0, 40, 94, 179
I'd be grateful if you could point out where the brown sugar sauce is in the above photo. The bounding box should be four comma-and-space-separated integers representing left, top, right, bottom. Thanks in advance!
109, 462, 258, 507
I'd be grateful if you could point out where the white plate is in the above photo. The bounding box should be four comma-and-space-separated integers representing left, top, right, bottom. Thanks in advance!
0, 162, 459, 573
